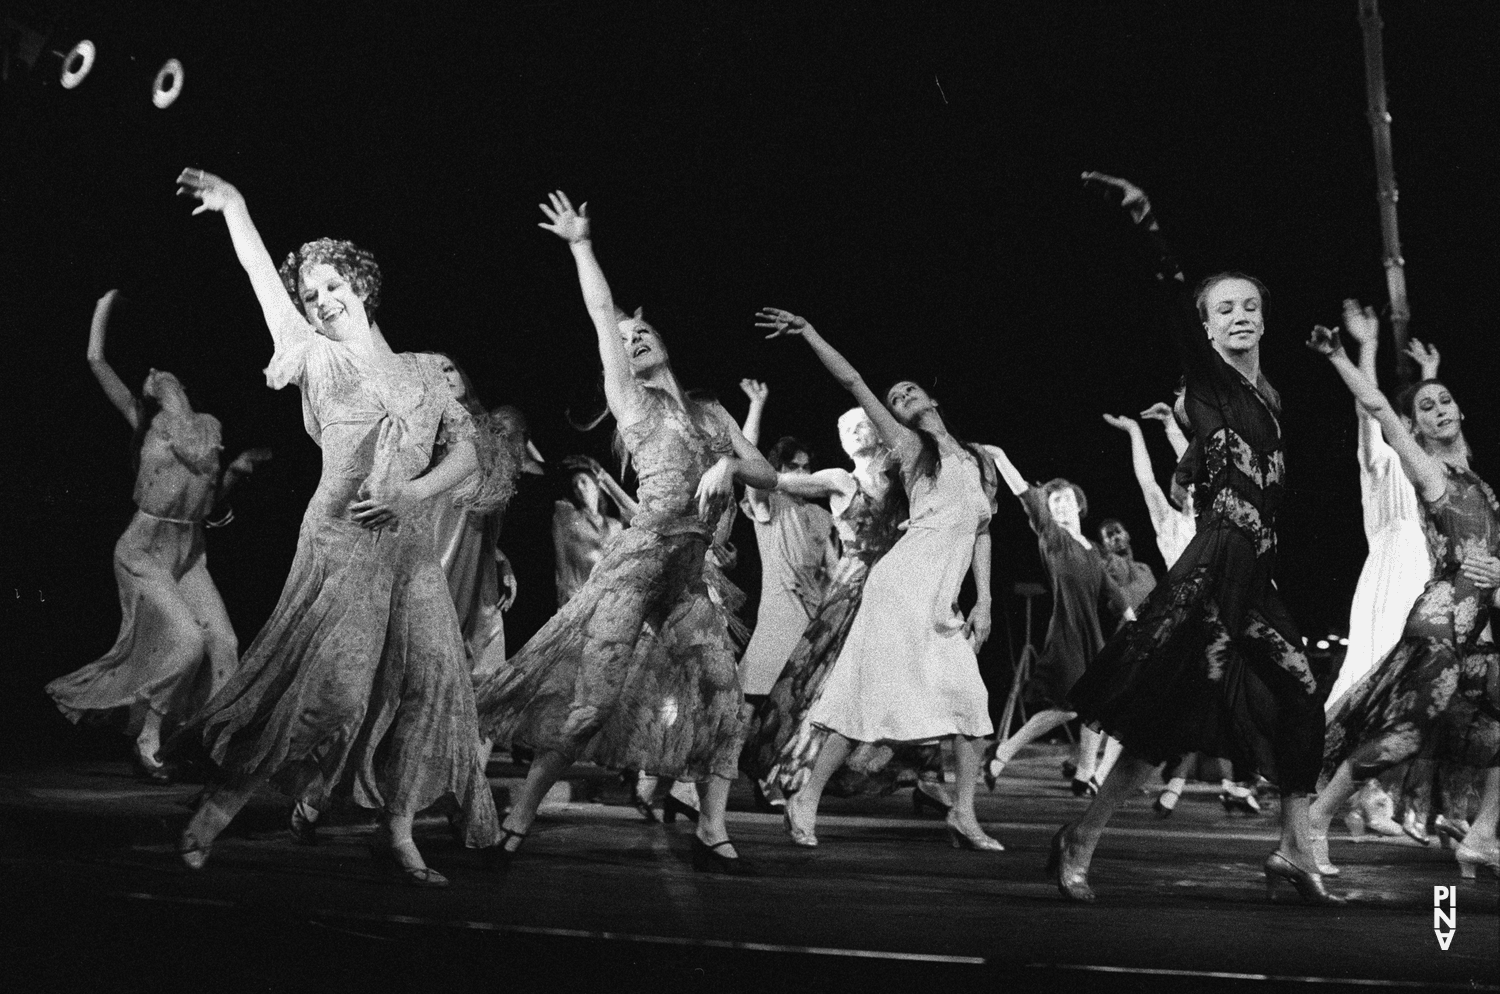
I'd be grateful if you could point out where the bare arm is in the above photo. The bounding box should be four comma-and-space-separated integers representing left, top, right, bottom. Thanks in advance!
978, 444, 1028, 497
775, 467, 856, 502
176, 171, 307, 345
536, 192, 647, 427
1140, 402, 1189, 460
757, 308, 919, 461
85, 290, 140, 430
964, 532, 993, 650
1307, 326, 1447, 501
1102, 414, 1175, 536
738, 379, 769, 448
350, 439, 480, 530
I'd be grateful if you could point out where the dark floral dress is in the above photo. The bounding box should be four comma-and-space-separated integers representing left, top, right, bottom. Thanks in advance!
1070, 221, 1326, 793
473, 392, 747, 781
1323, 465, 1500, 807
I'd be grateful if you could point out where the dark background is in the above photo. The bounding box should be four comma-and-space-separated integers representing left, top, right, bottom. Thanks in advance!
2, 1, 1495, 763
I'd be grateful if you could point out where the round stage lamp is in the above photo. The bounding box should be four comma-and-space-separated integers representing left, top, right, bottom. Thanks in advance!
151, 58, 184, 108
59, 40, 96, 89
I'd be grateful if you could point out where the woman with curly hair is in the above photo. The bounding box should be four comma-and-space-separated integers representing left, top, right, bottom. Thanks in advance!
47, 289, 267, 781
1307, 308, 1500, 880
170, 169, 499, 887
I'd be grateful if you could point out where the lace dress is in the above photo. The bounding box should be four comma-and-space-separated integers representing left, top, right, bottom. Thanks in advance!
805, 442, 995, 744
1323, 466, 1500, 801
740, 459, 939, 795
47, 406, 238, 735
1070, 225, 1326, 793
177, 317, 499, 845
473, 393, 747, 781
738, 490, 834, 696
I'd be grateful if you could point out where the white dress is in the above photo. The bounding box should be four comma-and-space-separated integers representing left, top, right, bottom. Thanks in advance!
1327, 408, 1431, 710
807, 443, 994, 742
1155, 505, 1196, 570
738, 490, 834, 695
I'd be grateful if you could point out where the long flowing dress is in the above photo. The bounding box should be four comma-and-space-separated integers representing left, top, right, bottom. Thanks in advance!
1070, 227, 1326, 793
1327, 408, 1432, 708
473, 393, 747, 781
805, 441, 995, 744
47, 407, 238, 735
1022, 488, 1129, 708
432, 406, 527, 678
738, 490, 834, 696
552, 501, 625, 607
742, 459, 938, 795
177, 317, 499, 845
1322, 465, 1500, 805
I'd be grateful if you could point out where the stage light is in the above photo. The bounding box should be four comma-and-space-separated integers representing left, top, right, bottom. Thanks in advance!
151, 57, 182, 108
59, 39, 95, 89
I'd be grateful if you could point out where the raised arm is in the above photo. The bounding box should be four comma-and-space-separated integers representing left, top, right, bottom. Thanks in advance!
1307, 325, 1447, 501
1140, 402, 1189, 460
758, 308, 919, 461
738, 379, 769, 448
85, 290, 140, 430
1340, 298, 1388, 475
536, 192, 647, 427
176, 170, 306, 345
1102, 414, 1175, 537
977, 444, 1028, 497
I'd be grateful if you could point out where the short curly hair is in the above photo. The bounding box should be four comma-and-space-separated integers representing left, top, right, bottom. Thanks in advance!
1040, 478, 1088, 521
279, 238, 382, 320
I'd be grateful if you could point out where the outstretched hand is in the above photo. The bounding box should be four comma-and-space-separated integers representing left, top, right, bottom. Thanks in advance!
739, 379, 769, 405
1341, 299, 1379, 347
537, 191, 591, 243
1101, 413, 1139, 433
1405, 338, 1441, 380
1139, 402, 1176, 424
1081, 172, 1150, 220
176, 168, 243, 215
756, 308, 812, 340
1305, 324, 1344, 358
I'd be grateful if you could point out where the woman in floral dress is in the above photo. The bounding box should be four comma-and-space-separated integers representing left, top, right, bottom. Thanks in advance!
1307, 311, 1500, 880
171, 169, 499, 887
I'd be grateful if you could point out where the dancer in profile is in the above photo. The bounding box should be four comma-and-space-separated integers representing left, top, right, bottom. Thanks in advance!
1056, 172, 1334, 905
47, 289, 267, 781
474, 192, 777, 874
759, 307, 1001, 852
1307, 310, 1499, 880
172, 169, 499, 887
983, 451, 1131, 798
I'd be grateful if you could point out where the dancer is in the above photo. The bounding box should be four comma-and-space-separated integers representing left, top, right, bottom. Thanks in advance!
1055, 172, 1335, 905
736, 380, 836, 704
984, 453, 1131, 797
171, 169, 500, 887
473, 192, 777, 874
552, 456, 629, 607
47, 289, 267, 781
1097, 519, 1155, 621
739, 406, 949, 811
1306, 311, 1500, 880
1101, 410, 1261, 818
758, 307, 1001, 852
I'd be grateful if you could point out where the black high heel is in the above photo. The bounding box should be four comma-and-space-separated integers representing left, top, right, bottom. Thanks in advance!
367, 836, 449, 888
1263, 851, 1345, 906
692, 837, 756, 876
481, 827, 527, 871
912, 782, 952, 817
1045, 825, 1095, 903
663, 793, 700, 824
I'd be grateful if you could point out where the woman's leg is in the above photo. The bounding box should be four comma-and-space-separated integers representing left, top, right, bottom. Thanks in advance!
1462, 767, 1499, 851
1074, 725, 1103, 784
697, 775, 737, 856
500, 749, 573, 848
1094, 735, 1125, 785
785, 732, 852, 840
992, 708, 1075, 767
181, 771, 271, 864
1061, 748, 1158, 868
947, 735, 1002, 848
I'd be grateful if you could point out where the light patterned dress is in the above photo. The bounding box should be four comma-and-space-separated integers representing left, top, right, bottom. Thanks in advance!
474, 392, 747, 781
47, 404, 238, 735
178, 315, 499, 845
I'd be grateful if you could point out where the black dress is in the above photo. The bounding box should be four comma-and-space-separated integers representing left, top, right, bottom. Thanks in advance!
1070, 220, 1327, 793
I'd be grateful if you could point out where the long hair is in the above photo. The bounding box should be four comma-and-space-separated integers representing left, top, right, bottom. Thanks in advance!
1192, 271, 1281, 416
889, 388, 998, 500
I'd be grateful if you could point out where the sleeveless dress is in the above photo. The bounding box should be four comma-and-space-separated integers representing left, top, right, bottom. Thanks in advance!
473, 393, 747, 781
1328, 410, 1432, 708
737, 490, 834, 696
1021, 488, 1129, 708
1322, 466, 1500, 799
47, 406, 238, 735
805, 443, 995, 743
1070, 225, 1326, 793
177, 316, 499, 845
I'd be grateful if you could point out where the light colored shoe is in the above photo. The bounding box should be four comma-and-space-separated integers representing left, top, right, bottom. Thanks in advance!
945, 814, 1004, 852
783, 797, 818, 848
1311, 833, 1340, 877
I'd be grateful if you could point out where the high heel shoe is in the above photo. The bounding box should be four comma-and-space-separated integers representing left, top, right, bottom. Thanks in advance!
912, 781, 952, 817
692, 836, 757, 876
1401, 809, 1433, 845
1153, 787, 1180, 817
1263, 851, 1345, 905
1310, 834, 1340, 877
481, 827, 527, 871
289, 800, 320, 846
368, 837, 449, 888
662, 792, 700, 824
1219, 789, 1261, 816
945, 814, 1003, 852
1454, 841, 1499, 880
1045, 825, 1095, 903
983, 756, 1007, 792
1070, 777, 1099, 798
783, 800, 818, 848
179, 829, 212, 871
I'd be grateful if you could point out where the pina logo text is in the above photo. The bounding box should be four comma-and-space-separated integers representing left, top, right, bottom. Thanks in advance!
1433, 886, 1457, 950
